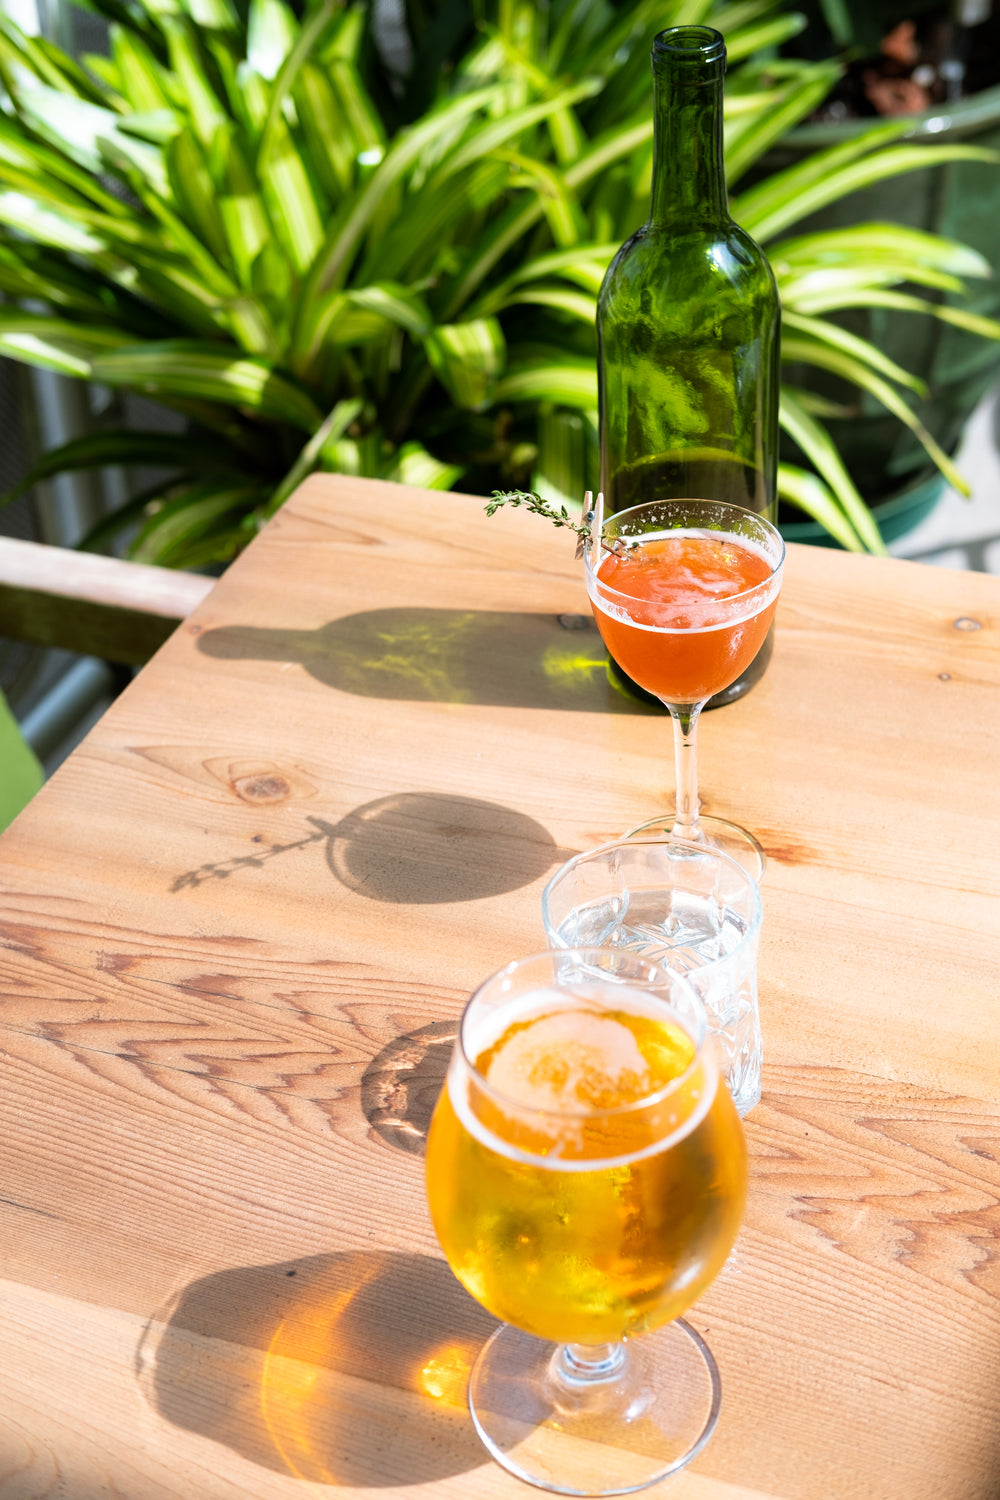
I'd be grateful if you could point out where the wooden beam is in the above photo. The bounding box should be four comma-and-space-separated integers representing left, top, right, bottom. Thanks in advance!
0, 536, 215, 664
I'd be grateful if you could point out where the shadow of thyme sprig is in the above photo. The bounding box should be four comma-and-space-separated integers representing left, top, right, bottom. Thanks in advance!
485, 490, 636, 560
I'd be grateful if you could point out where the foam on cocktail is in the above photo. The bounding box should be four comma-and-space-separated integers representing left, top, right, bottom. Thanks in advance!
591, 529, 779, 634
588, 529, 781, 702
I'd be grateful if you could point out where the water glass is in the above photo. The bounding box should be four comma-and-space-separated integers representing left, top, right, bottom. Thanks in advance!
541, 837, 763, 1116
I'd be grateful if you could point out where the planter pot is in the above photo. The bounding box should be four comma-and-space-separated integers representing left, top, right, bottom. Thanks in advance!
766, 83, 1000, 501
779, 470, 946, 548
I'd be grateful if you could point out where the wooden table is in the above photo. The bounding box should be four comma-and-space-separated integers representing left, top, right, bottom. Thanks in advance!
1, 475, 998, 1500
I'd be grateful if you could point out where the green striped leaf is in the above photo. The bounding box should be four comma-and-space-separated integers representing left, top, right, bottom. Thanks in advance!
499, 150, 586, 247
442, 122, 654, 318
262, 396, 363, 516
473, 244, 618, 315
0, 118, 131, 215
0, 16, 107, 104
130, 482, 265, 567
90, 341, 323, 430
211, 130, 272, 288
347, 284, 432, 339
357, 158, 510, 288
383, 442, 463, 492
183, 0, 240, 33
1, 428, 246, 508
777, 463, 867, 553
246, 0, 298, 81
799, 289, 1000, 341
777, 265, 964, 308
424, 319, 506, 410
780, 339, 971, 497
0, 311, 132, 376
0, 243, 116, 316
492, 357, 597, 410
434, 78, 603, 184
782, 311, 927, 396
732, 120, 911, 229
257, 0, 340, 167
109, 26, 172, 113
724, 63, 839, 185
723, 11, 807, 60
165, 128, 229, 264
736, 143, 1000, 244
160, 15, 227, 150
310, 83, 506, 293
500, 285, 598, 323
294, 61, 357, 197
779, 386, 884, 552
11, 84, 145, 180
533, 408, 588, 513
258, 117, 324, 275
771, 223, 992, 280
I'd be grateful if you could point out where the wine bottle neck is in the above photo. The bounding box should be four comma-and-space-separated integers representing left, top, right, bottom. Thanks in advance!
648, 29, 729, 228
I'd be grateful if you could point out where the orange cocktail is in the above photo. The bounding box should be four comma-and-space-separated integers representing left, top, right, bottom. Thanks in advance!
592, 531, 778, 704
584, 498, 784, 871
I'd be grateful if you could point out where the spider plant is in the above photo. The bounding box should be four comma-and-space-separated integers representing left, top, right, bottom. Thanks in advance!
0, 0, 996, 565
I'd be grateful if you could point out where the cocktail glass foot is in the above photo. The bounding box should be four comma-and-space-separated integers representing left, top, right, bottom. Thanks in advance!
626, 812, 766, 882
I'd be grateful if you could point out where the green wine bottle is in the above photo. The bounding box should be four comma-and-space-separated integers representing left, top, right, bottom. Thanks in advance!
597, 25, 780, 709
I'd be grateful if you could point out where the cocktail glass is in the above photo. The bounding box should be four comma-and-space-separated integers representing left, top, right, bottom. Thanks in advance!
586, 498, 784, 879
425, 947, 747, 1495
542, 838, 764, 1117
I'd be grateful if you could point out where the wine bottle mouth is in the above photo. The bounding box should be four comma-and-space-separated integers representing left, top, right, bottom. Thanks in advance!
652, 26, 726, 68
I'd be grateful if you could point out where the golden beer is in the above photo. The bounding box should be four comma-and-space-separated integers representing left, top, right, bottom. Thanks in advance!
425, 985, 747, 1346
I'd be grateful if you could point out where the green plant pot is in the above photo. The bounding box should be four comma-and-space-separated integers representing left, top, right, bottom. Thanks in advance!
768, 84, 1000, 501
779, 471, 946, 548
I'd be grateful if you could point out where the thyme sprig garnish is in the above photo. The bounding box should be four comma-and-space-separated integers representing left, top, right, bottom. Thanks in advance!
484, 489, 590, 539
484, 489, 638, 560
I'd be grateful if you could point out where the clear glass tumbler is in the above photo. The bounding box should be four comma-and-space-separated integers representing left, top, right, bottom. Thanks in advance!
541, 838, 763, 1116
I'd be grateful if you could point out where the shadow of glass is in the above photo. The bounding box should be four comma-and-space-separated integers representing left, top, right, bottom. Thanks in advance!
138, 1250, 495, 1487
173, 791, 578, 904
361, 1020, 456, 1156
196, 608, 655, 713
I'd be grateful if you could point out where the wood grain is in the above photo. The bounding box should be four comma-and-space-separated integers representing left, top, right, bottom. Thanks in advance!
0, 474, 998, 1499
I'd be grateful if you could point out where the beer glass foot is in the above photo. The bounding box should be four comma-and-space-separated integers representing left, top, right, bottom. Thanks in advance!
624, 813, 765, 883
467, 1318, 721, 1496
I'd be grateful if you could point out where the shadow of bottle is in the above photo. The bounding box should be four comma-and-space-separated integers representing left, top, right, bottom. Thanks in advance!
195, 607, 657, 713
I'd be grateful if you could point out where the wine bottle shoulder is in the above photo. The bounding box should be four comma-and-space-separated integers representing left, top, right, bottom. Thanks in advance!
600, 220, 777, 306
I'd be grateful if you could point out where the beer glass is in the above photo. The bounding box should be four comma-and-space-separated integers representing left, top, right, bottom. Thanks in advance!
425, 948, 747, 1495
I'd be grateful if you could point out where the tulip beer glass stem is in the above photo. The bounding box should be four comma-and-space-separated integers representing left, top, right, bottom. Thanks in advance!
425, 948, 747, 1495
585, 498, 785, 880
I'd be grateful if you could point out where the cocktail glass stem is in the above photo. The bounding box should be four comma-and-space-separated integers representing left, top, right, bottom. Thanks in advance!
667, 703, 706, 843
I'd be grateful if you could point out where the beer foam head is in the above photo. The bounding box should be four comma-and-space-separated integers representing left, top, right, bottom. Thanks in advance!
455, 985, 713, 1166
480, 1005, 693, 1113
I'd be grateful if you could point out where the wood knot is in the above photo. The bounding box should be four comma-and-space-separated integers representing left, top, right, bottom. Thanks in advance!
232, 774, 291, 803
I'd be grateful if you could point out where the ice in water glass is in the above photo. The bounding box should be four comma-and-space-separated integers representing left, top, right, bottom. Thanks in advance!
542, 838, 763, 1117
